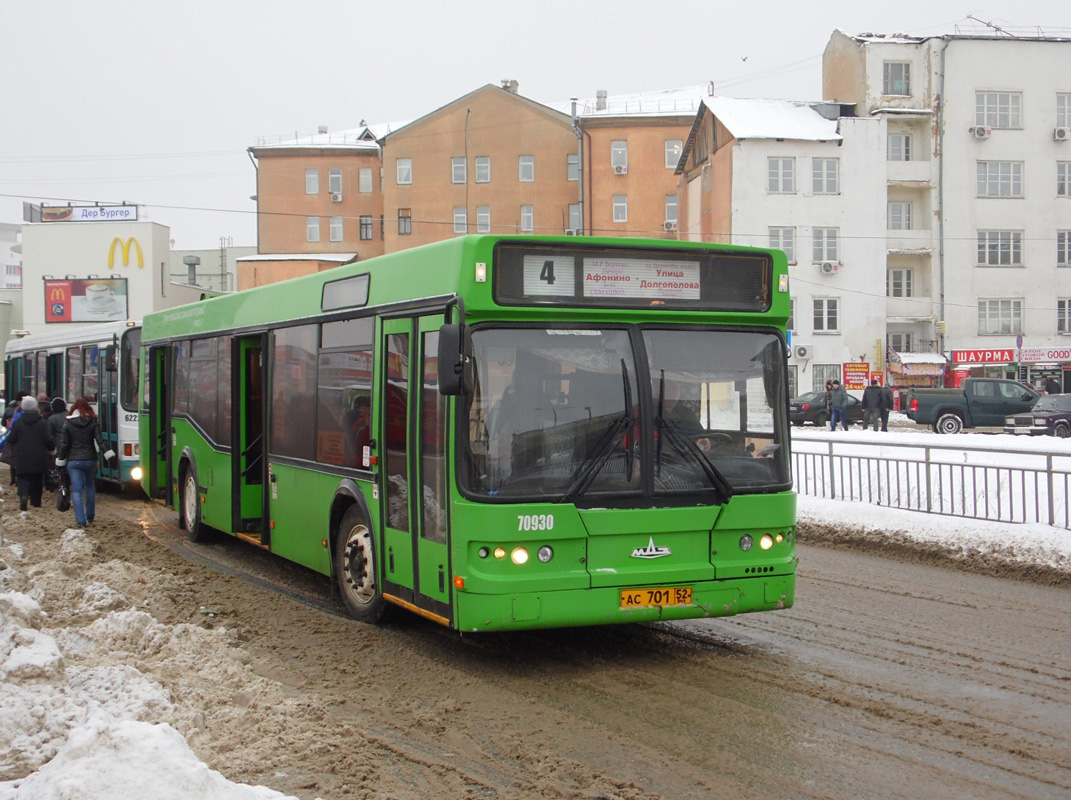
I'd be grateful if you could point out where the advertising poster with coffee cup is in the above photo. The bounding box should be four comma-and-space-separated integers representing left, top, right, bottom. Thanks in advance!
44, 278, 128, 322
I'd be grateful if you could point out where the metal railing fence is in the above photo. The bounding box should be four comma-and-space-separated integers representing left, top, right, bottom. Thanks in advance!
791, 431, 1071, 529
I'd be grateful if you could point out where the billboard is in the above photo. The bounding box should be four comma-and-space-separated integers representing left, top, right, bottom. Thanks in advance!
44, 278, 129, 323
40, 205, 138, 223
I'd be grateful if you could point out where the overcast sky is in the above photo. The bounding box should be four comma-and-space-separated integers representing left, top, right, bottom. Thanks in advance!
2, 1, 1069, 250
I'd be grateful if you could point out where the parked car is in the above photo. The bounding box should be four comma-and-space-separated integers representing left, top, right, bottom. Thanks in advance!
1004, 393, 1071, 437
789, 391, 864, 427
904, 377, 1040, 434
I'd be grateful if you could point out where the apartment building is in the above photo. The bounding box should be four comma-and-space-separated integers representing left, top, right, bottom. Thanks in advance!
676, 97, 887, 396
379, 83, 578, 250
824, 30, 1071, 391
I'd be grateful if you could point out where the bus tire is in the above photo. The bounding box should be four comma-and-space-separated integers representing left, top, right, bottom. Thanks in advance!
934, 413, 964, 435
181, 465, 211, 543
335, 505, 392, 624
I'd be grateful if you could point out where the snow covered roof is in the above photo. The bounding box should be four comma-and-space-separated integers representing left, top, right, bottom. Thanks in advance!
235, 253, 356, 263
703, 96, 842, 141
544, 84, 712, 119
249, 121, 410, 152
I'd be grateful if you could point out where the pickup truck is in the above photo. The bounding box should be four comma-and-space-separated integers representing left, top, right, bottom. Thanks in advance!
904, 378, 1040, 434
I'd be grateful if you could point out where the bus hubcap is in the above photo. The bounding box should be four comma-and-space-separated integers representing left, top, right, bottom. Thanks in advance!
342, 525, 375, 605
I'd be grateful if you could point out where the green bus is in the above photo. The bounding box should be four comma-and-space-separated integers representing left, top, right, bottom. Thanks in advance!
139, 235, 795, 632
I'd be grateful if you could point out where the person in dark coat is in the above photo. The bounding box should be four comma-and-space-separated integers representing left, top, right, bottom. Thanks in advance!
37, 393, 52, 420
829, 380, 850, 431
56, 397, 115, 527
47, 398, 68, 442
7, 396, 55, 511
879, 384, 895, 432
861, 379, 883, 432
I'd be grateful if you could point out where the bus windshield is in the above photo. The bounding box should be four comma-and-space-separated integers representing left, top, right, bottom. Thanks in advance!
463, 326, 789, 502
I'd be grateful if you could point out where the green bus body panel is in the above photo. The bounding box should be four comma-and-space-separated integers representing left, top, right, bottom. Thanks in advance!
267, 463, 348, 575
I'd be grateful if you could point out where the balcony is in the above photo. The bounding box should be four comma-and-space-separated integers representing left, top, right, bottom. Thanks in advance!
887, 160, 933, 185
886, 228, 933, 253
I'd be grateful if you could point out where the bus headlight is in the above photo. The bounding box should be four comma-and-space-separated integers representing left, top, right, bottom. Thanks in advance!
510, 547, 529, 565
130, 466, 143, 481
739, 535, 753, 551
760, 534, 775, 550
537, 545, 554, 563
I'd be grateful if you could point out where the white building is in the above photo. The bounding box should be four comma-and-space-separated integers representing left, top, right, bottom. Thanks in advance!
824, 30, 1071, 391
676, 96, 887, 396
19, 218, 205, 337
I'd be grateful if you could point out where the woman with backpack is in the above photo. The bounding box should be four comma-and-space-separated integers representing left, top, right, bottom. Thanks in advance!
56, 397, 115, 527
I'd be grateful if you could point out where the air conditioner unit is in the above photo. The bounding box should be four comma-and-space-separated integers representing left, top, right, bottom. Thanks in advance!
564, 228, 578, 236
613, 164, 628, 175
1055, 127, 1071, 142
330, 192, 343, 202
794, 344, 813, 360
971, 126, 992, 139
817, 261, 839, 274
663, 220, 678, 232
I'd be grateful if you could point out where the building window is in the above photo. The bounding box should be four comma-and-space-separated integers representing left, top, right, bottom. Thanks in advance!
812, 158, 839, 194
1059, 300, 1071, 334
396, 158, 412, 185
1059, 162, 1071, 197
568, 204, 580, 232
567, 154, 579, 182
883, 62, 911, 96
329, 169, 342, 195
889, 333, 914, 353
977, 230, 1022, 266
475, 156, 490, 183
665, 195, 678, 223
306, 216, 320, 242
4, 263, 21, 289
329, 216, 343, 242
976, 91, 1022, 129
398, 208, 412, 236
613, 195, 627, 223
359, 168, 373, 193
359, 216, 373, 240
611, 140, 628, 169
788, 298, 795, 331
769, 227, 796, 263
665, 139, 683, 168
1059, 94, 1071, 128
813, 298, 839, 332
888, 202, 913, 230
887, 268, 914, 297
452, 157, 466, 184
888, 133, 912, 161
812, 227, 839, 262
518, 155, 534, 182
768, 158, 795, 193
476, 206, 490, 233
978, 298, 1023, 335
977, 161, 1023, 198
520, 205, 534, 232
1060, 231, 1071, 266
453, 207, 467, 234
305, 169, 319, 194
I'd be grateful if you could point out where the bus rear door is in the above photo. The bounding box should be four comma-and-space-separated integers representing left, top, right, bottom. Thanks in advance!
145, 346, 172, 500
378, 316, 452, 624
98, 344, 120, 483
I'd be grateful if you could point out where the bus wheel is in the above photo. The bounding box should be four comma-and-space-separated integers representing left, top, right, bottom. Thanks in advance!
335, 506, 392, 624
181, 465, 210, 543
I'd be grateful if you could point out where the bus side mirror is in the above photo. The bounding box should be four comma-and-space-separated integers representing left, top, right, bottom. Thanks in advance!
104, 344, 118, 372
437, 323, 470, 396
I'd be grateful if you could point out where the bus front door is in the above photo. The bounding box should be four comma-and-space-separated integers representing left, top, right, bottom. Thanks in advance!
379, 316, 452, 625
233, 336, 267, 540
98, 345, 120, 484
146, 346, 171, 501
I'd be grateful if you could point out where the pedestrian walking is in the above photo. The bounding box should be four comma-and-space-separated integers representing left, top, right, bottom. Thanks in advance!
880, 384, 895, 432
56, 397, 115, 528
824, 380, 834, 430
862, 379, 883, 432
829, 380, 850, 431
6, 396, 55, 511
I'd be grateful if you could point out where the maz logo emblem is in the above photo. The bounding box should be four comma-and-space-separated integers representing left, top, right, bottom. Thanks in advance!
631, 537, 672, 559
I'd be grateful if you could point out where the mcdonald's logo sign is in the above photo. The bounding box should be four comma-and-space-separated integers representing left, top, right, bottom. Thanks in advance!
107, 237, 143, 269
49, 286, 66, 302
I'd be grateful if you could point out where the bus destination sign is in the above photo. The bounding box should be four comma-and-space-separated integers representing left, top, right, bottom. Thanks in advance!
523, 255, 700, 301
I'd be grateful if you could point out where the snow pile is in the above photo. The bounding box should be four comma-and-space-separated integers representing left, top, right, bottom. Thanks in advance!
0, 527, 307, 800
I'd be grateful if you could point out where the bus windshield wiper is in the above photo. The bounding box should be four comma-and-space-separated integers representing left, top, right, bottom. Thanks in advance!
559, 359, 633, 503
657, 416, 734, 504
